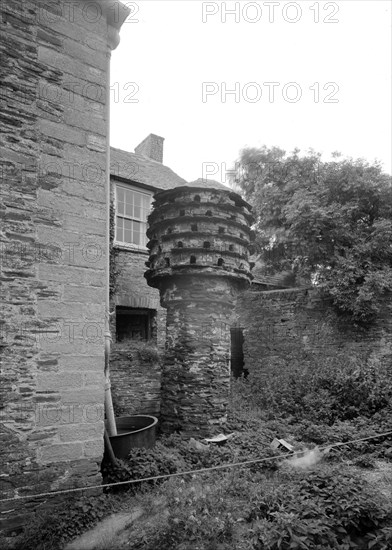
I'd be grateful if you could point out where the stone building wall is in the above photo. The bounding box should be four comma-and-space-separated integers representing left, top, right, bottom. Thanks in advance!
109, 344, 162, 417
108, 176, 167, 418
108, 226, 166, 418
0, 0, 128, 531
236, 287, 392, 375
110, 245, 167, 349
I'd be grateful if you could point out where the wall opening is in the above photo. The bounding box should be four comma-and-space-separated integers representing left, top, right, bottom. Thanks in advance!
230, 327, 247, 378
116, 307, 156, 342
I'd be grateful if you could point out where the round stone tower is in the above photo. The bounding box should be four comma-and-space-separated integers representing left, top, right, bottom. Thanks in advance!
144, 183, 254, 435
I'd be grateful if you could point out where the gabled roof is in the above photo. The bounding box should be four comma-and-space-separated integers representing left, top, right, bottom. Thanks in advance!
110, 148, 230, 192
110, 147, 186, 191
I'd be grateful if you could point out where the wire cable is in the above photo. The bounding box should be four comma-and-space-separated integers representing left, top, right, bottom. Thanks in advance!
1, 429, 391, 504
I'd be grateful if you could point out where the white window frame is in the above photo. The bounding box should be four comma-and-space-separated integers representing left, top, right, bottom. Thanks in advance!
114, 183, 152, 251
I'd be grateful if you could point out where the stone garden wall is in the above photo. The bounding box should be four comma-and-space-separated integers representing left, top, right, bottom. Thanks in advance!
237, 287, 392, 375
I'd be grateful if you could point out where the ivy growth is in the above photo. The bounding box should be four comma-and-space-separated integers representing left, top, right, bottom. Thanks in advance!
109, 200, 121, 299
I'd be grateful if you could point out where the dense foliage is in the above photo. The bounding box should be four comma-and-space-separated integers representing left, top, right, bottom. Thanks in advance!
7, 352, 392, 550
233, 147, 392, 324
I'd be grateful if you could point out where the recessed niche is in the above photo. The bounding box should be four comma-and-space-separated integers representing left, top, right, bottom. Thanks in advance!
165, 258, 170, 267
167, 227, 173, 234
205, 210, 212, 216
229, 244, 234, 251
203, 241, 211, 249
190, 255, 196, 264
191, 224, 198, 232
177, 241, 184, 248
217, 258, 224, 266
194, 195, 201, 203
180, 209, 185, 216
218, 227, 225, 234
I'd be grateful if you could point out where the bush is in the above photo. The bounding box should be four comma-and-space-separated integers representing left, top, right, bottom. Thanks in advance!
248, 466, 392, 550
234, 351, 392, 426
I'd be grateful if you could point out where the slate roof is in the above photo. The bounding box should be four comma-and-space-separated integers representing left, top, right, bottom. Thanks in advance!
110, 149, 229, 192
110, 147, 186, 191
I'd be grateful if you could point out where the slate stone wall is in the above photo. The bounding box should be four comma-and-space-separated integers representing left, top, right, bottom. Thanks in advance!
109, 244, 167, 350
110, 343, 162, 417
0, 0, 125, 531
237, 287, 392, 375
145, 186, 254, 435
158, 276, 237, 435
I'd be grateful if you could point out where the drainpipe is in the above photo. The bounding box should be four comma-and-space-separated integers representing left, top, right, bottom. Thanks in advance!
102, 5, 131, 437
104, 40, 117, 436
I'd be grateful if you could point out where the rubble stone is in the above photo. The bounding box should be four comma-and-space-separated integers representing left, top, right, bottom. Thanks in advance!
145, 186, 254, 435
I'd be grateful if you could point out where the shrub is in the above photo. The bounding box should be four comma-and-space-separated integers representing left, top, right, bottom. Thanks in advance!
234, 350, 392, 426
248, 466, 392, 550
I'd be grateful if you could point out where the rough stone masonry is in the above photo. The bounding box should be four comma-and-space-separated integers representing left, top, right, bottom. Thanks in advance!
0, 0, 129, 532
145, 186, 254, 435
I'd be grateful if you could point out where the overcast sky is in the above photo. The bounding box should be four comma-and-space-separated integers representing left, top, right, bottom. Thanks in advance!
110, 0, 392, 184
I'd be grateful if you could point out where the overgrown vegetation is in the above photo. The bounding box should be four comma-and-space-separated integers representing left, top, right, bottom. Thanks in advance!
109, 201, 121, 298
6, 351, 392, 550
233, 147, 392, 325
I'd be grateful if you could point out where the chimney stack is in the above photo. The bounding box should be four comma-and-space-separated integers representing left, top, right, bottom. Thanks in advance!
134, 133, 164, 163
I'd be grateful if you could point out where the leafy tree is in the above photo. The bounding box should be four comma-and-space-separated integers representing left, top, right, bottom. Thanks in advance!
233, 146, 392, 325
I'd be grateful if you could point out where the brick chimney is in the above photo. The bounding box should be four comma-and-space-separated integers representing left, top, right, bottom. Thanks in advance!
134, 133, 164, 163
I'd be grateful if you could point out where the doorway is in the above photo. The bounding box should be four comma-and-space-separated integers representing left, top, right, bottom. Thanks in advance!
230, 327, 247, 378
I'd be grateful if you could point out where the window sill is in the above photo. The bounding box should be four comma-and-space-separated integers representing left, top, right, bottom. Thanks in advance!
113, 242, 149, 254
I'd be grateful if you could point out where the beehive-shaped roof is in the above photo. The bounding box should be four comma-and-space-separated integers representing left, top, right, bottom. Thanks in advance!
145, 185, 254, 288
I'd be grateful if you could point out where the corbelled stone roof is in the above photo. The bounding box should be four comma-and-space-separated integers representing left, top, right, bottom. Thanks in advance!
110, 147, 187, 191
110, 149, 229, 192
186, 178, 228, 190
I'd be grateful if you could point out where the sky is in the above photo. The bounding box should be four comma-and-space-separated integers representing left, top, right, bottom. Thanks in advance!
110, 0, 392, 184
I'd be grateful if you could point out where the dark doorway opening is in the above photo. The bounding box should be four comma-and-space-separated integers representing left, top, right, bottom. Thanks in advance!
230, 327, 247, 378
116, 307, 156, 342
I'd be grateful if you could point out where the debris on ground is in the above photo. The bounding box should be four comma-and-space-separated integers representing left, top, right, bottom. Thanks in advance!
203, 433, 235, 445
188, 438, 210, 451
270, 438, 294, 452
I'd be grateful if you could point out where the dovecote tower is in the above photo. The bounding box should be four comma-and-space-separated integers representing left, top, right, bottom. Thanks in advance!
145, 185, 254, 435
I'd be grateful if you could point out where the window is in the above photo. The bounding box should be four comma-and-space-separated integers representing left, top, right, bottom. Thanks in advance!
116, 307, 156, 342
115, 184, 152, 248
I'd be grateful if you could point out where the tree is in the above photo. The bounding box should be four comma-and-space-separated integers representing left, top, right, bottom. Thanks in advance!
233, 146, 392, 325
